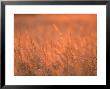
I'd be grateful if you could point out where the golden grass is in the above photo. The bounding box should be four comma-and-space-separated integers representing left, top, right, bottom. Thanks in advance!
14, 14, 97, 76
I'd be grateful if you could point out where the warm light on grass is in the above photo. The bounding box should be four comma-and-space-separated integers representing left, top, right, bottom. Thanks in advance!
14, 14, 97, 76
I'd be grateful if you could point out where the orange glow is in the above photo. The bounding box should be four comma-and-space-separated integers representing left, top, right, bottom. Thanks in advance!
14, 14, 97, 76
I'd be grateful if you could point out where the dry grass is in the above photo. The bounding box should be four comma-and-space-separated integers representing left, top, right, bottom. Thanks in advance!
14, 14, 97, 76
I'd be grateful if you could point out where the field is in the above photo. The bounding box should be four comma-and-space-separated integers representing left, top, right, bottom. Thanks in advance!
14, 14, 97, 76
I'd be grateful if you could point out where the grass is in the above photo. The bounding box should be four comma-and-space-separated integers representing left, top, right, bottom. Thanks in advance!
14, 14, 97, 76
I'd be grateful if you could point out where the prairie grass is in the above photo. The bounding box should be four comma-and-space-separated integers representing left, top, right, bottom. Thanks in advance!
14, 14, 97, 76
